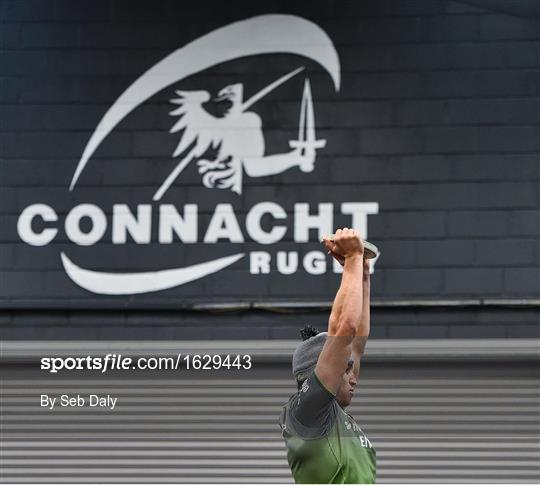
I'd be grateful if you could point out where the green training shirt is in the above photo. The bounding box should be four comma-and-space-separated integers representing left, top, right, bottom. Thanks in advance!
279, 372, 376, 484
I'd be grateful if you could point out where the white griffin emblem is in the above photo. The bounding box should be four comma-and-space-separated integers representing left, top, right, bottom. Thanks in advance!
152, 67, 326, 200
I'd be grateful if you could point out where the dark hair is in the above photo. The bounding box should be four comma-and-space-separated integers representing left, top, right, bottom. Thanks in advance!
300, 324, 319, 341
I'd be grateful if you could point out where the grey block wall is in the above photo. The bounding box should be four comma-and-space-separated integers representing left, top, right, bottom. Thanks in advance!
0, 0, 539, 338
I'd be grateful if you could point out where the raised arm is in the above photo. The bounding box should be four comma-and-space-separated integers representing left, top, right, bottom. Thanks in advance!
315, 229, 364, 394
352, 259, 370, 377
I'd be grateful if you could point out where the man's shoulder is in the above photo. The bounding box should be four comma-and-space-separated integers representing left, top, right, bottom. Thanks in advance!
280, 375, 338, 439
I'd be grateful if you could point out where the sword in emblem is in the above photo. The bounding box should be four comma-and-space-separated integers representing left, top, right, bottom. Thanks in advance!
289, 78, 326, 171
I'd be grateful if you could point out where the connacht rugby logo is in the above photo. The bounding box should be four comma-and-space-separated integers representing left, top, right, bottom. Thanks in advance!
17, 14, 365, 296
70, 14, 339, 197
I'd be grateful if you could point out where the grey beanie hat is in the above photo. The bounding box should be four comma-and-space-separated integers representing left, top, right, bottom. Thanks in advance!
292, 331, 328, 381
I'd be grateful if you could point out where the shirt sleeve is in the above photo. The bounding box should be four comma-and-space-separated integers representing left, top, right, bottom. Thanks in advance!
289, 371, 337, 438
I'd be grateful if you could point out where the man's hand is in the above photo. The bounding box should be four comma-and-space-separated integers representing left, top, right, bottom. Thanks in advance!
322, 228, 364, 261
322, 238, 345, 266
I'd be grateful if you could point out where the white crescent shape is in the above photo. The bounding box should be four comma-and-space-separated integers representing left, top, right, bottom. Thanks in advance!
61, 252, 245, 295
69, 14, 340, 190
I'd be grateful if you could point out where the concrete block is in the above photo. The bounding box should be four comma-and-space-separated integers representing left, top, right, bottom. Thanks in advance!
0, 24, 20, 49
347, 72, 426, 100
452, 42, 505, 69
477, 127, 536, 153
0, 0, 54, 21
54, 0, 110, 21
475, 239, 537, 266
508, 210, 540, 237
444, 267, 503, 295
359, 128, 422, 155
1, 271, 44, 298
374, 211, 446, 238
0, 244, 15, 269
423, 127, 478, 153
479, 14, 537, 40
21, 23, 78, 48
447, 211, 508, 237
503, 267, 540, 294
394, 100, 447, 126
415, 239, 475, 266
384, 268, 443, 296
447, 99, 540, 125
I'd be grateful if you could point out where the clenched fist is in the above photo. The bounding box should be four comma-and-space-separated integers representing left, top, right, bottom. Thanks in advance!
322, 228, 364, 260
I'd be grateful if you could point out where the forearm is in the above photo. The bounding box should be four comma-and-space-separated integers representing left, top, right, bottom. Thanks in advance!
329, 261, 369, 336
359, 275, 370, 338
328, 255, 363, 336
353, 276, 370, 358
328, 281, 347, 335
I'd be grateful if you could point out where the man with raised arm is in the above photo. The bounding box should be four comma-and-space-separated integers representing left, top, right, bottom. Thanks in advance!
279, 228, 376, 484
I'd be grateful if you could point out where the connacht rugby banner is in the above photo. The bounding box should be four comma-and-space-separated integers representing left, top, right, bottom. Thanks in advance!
3, 6, 537, 306
8, 15, 379, 303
